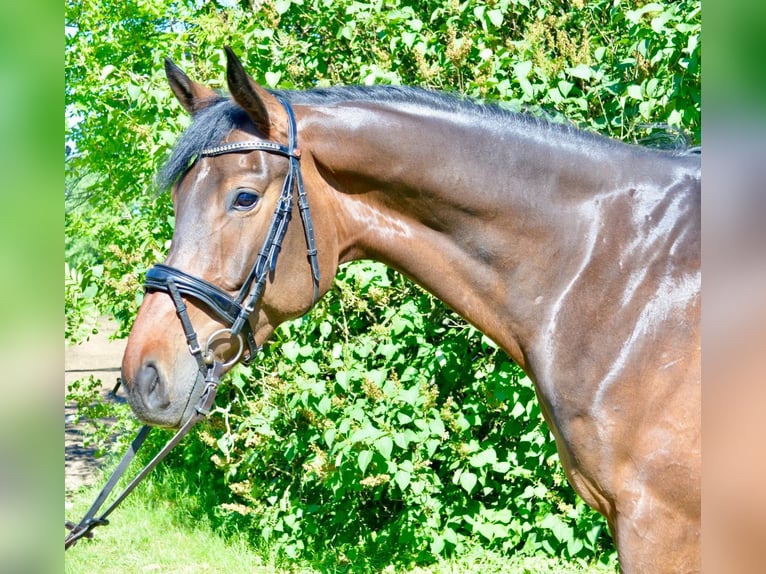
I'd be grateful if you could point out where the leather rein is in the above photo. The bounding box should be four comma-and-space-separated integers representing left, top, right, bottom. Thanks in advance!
65, 96, 320, 549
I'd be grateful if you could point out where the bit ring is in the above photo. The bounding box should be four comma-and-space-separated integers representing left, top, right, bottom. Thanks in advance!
204, 328, 244, 368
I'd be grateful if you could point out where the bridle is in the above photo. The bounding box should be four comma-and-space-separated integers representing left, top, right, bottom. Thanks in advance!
65, 96, 320, 549
146, 94, 321, 367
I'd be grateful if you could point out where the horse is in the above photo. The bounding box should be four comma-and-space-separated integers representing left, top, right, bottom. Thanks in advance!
121, 48, 700, 573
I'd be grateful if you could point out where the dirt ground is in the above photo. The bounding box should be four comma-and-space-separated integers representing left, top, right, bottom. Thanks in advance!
65, 318, 127, 496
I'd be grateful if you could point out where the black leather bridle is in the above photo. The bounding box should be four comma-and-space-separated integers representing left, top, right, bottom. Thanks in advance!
146, 94, 321, 367
65, 96, 320, 549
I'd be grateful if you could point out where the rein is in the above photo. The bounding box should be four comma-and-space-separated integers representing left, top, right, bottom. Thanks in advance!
65, 96, 320, 549
65, 361, 225, 549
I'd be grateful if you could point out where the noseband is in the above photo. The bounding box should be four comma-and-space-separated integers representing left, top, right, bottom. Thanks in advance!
145, 95, 321, 368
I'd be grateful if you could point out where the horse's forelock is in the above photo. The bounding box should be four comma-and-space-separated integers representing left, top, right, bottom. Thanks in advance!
156, 98, 249, 192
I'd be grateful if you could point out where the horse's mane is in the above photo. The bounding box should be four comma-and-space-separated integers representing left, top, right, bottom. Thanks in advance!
157, 85, 697, 192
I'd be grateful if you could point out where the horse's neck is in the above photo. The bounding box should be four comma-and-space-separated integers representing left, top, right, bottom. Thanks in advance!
304, 101, 694, 372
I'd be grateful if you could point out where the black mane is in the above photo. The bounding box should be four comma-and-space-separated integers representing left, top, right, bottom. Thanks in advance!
157, 85, 695, 191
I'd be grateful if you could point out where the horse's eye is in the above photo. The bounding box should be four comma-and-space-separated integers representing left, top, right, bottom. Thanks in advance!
232, 190, 260, 211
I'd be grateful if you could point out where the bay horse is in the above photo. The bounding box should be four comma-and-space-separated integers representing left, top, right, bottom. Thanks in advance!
121, 48, 700, 573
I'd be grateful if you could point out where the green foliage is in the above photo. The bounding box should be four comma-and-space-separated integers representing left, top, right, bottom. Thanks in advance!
65, 0, 698, 570
190, 262, 615, 568
65, 375, 139, 457
65, 475, 616, 573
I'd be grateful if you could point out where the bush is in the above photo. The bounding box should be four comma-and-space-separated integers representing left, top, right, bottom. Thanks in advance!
196, 262, 614, 568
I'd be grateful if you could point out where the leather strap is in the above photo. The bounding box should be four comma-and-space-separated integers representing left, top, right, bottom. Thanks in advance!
167, 277, 208, 371
65, 362, 225, 549
65, 425, 151, 548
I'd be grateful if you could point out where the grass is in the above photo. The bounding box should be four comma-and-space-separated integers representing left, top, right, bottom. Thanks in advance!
65, 474, 618, 574
65, 496, 271, 573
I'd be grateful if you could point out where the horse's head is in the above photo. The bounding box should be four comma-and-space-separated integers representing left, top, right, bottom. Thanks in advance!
121, 49, 334, 427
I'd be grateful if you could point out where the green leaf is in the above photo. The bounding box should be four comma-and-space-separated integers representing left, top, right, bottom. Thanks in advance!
476, 521, 507, 541
519, 79, 534, 99
350, 424, 382, 443
300, 359, 320, 376
469, 447, 497, 468
126, 84, 141, 101
265, 71, 282, 88
323, 427, 336, 448
443, 527, 458, 545
651, 11, 673, 33
429, 416, 445, 437
625, 3, 664, 24
99, 65, 116, 81
316, 395, 332, 415
430, 535, 444, 554
459, 471, 477, 494
541, 513, 573, 544
645, 77, 659, 98
568, 536, 584, 556
627, 84, 643, 101
558, 80, 574, 97
274, 0, 292, 15
409, 18, 423, 32
216, 436, 230, 456
425, 438, 440, 457
638, 99, 654, 119
339, 23, 354, 41
358, 450, 373, 473
376, 435, 393, 459
493, 508, 512, 523
282, 341, 301, 362
401, 31, 417, 47
393, 432, 409, 449
510, 401, 526, 418
566, 64, 592, 80
487, 9, 504, 27
335, 371, 349, 391
396, 413, 412, 425
667, 108, 683, 126
514, 60, 533, 80
399, 385, 420, 404
394, 469, 411, 491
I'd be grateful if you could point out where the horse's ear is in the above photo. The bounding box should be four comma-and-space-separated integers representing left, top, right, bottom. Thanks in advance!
164, 58, 218, 116
224, 46, 279, 137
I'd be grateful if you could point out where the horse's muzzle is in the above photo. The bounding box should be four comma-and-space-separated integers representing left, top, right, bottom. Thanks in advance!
122, 357, 204, 429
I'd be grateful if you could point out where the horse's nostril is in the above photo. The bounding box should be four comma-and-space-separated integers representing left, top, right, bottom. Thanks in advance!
134, 363, 169, 409
136, 363, 158, 392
